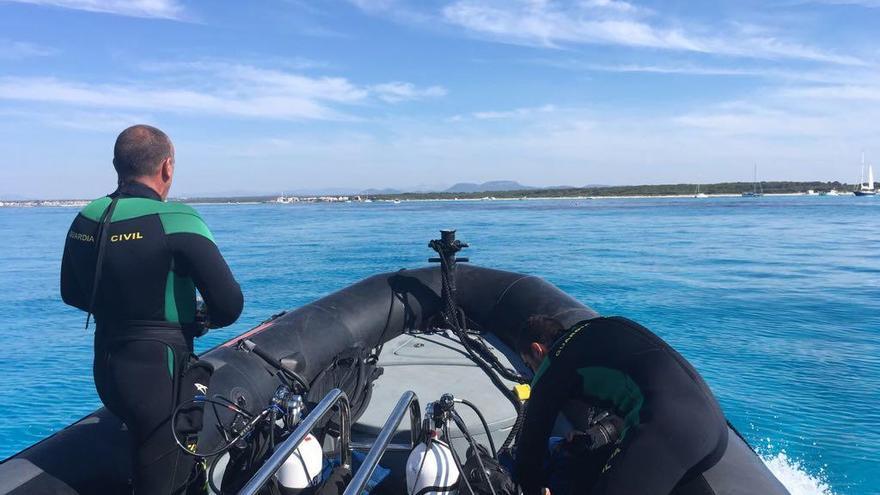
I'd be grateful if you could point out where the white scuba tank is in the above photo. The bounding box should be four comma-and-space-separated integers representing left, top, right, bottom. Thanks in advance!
276, 433, 323, 489
405, 440, 460, 495
208, 452, 230, 495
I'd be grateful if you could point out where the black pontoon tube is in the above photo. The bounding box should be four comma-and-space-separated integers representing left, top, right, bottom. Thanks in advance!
0, 264, 790, 495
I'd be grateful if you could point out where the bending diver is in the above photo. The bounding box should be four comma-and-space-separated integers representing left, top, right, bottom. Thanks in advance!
61, 125, 244, 494
514, 315, 728, 495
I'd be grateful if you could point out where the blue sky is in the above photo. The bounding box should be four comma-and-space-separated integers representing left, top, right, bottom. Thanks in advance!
1, 0, 879, 198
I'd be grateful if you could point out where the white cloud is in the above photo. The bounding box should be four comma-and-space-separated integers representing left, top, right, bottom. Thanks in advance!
670, 78, 880, 146
0, 39, 56, 59
580, 0, 641, 13
805, 0, 880, 7
371, 82, 447, 103
440, 0, 865, 65
348, 0, 398, 12
777, 85, 880, 101
346, 0, 431, 23
222, 85, 869, 174
199, 100, 873, 189
674, 105, 834, 137
565, 62, 880, 86
583, 63, 770, 77
0, 108, 151, 131
450, 104, 558, 121
2, 0, 185, 19
0, 76, 351, 120
0, 62, 447, 121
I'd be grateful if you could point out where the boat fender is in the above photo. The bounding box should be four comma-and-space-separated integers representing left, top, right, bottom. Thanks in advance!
406, 440, 460, 495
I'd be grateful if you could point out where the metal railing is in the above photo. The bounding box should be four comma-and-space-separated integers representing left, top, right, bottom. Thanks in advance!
350, 441, 413, 452
239, 388, 352, 495
343, 391, 421, 495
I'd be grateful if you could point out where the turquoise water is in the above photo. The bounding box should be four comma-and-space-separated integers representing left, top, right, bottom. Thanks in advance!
1, 196, 878, 494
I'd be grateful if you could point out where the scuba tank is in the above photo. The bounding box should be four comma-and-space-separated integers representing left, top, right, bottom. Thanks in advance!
210, 434, 323, 494
276, 433, 323, 489
406, 395, 466, 495
405, 437, 460, 495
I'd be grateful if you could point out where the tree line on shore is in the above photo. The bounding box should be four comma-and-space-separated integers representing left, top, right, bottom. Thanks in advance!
162, 180, 858, 204
368, 181, 854, 201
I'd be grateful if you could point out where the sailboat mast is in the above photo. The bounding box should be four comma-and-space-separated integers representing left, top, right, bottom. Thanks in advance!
861, 151, 866, 187
754, 162, 758, 194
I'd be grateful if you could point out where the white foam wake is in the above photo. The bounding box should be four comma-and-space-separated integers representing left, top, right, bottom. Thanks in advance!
761, 452, 837, 495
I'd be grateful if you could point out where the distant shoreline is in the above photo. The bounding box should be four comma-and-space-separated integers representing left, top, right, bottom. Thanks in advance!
0, 180, 863, 207
0, 192, 859, 209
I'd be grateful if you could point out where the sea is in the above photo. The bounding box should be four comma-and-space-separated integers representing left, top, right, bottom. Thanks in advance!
1, 195, 878, 494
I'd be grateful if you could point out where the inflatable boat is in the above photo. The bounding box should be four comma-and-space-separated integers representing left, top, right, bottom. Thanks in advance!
0, 231, 790, 495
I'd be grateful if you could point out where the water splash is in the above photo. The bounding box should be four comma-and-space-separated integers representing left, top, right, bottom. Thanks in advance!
762, 451, 836, 495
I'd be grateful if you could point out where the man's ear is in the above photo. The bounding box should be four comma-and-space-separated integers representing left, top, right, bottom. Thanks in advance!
161, 157, 173, 182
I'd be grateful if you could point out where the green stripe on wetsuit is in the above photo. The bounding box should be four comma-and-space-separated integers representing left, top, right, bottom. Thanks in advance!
78, 196, 214, 325
80, 197, 215, 241
166, 345, 175, 378
578, 366, 643, 434
164, 268, 197, 324
159, 210, 215, 242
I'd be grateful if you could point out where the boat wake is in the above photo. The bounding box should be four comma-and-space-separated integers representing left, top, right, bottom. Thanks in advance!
761, 452, 836, 495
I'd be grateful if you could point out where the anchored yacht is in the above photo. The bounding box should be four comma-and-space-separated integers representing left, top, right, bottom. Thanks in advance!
855, 153, 876, 196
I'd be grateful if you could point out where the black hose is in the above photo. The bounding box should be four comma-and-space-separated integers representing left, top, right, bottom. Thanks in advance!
451, 410, 498, 495
444, 423, 476, 495
414, 484, 459, 495
410, 435, 433, 495
455, 399, 497, 458
448, 330, 523, 450
171, 397, 259, 458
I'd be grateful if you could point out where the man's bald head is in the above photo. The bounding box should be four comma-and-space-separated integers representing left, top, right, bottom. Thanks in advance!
113, 125, 174, 181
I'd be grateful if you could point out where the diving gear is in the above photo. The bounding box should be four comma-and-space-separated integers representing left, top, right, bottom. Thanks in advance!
567, 412, 623, 453
276, 433, 323, 489
406, 440, 460, 495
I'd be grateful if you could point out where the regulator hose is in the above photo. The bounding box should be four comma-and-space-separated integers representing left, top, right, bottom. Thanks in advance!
454, 398, 497, 458
451, 410, 498, 495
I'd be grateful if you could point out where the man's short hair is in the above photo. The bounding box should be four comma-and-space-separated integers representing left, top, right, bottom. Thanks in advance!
113, 125, 173, 179
516, 315, 566, 355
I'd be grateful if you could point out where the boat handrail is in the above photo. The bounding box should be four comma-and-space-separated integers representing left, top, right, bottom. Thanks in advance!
238, 388, 352, 495
343, 390, 421, 495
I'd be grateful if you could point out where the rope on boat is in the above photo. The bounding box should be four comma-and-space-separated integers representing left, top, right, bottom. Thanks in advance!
434, 247, 527, 452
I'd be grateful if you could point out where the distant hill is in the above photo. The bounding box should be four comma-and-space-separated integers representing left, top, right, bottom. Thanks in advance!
361, 187, 403, 195
445, 180, 534, 193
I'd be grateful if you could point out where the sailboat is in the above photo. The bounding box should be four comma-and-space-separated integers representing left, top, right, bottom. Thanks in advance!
854, 152, 876, 196
694, 184, 708, 198
741, 163, 764, 197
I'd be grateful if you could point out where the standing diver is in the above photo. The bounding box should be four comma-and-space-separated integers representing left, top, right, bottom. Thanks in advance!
61, 125, 244, 494
514, 315, 728, 495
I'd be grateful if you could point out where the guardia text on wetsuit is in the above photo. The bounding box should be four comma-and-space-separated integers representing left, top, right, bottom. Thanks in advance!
61, 181, 243, 494
515, 317, 728, 495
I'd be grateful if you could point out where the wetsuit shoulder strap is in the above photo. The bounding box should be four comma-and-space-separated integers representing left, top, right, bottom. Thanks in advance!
84, 196, 120, 329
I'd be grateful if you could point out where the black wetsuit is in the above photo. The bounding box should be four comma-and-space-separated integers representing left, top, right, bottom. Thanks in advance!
61, 182, 243, 494
515, 317, 728, 495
